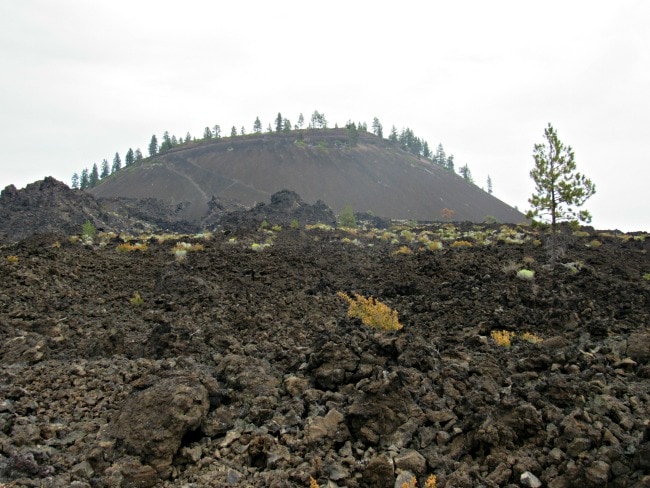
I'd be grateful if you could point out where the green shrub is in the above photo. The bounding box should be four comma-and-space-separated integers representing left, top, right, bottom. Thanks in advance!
82, 220, 96, 240
338, 204, 357, 228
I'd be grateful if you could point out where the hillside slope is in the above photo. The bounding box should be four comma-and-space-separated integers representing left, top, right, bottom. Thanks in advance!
90, 129, 526, 223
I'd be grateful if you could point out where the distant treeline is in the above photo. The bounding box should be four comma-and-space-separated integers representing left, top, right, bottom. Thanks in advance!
71, 110, 492, 194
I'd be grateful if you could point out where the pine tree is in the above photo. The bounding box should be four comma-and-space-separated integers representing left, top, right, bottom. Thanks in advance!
240, 126, 246, 136
125, 148, 134, 166
423, 141, 431, 159
459, 164, 473, 182
297, 113, 305, 129
159, 131, 173, 152
100, 159, 110, 178
148, 135, 158, 157
204, 127, 213, 139
89, 163, 100, 187
371, 117, 383, 138
388, 126, 398, 145
80, 168, 89, 190
446, 155, 455, 173
185, 131, 192, 143
213, 125, 221, 138
253, 117, 262, 133
487, 175, 493, 194
283, 118, 292, 132
111, 153, 122, 173
275, 112, 283, 133
71, 173, 80, 189
134, 148, 143, 161
230, 126, 237, 137
346, 121, 359, 146
527, 123, 596, 235
434, 144, 446, 166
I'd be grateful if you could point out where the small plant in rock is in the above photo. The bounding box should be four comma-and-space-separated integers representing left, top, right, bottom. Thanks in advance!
644, 273, 650, 281
424, 475, 438, 488
82, 220, 96, 241
517, 269, 535, 280
309, 476, 320, 488
451, 240, 473, 248
290, 219, 300, 229
251, 242, 272, 251
441, 207, 455, 221
519, 332, 543, 344
338, 204, 357, 228
6, 255, 19, 264
426, 240, 443, 251
337, 291, 402, 331
117, 242, 148, 252
588, 239, 602, 248
129, 291, 144, 306
491, 330, 515, 347
393, 245, 412, 255
172, 242, 204, 261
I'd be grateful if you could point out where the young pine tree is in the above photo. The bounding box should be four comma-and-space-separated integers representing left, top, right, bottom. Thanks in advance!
527, 123, 596, 235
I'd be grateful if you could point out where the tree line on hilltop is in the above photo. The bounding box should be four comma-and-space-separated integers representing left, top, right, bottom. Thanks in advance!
71, 110, 493, 194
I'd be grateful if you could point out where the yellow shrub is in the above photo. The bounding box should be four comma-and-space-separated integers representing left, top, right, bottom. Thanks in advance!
337, 292, 402, 331
309, 476, 319, 488
117, 242, 148, 252
424, 475, 437, 488
491, 330, 515, 347
451, 240, 473, 247
393, 245, 412, 255
589, 239, 602, 248
519, 332, 543, 344
6, 255, 19, 264
129, 292, 144, 306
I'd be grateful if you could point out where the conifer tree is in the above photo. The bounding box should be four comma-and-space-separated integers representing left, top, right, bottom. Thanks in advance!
213, 125, 221, 138
148, 135, 158, 157
275, 112, 283, 132
372, 117, 383, 138
231, 126, 237, 137
253, 117, 262, 133
71, 173, 80, 189
111, 153, 121, 173
204, 127, 213, 139
487, 175, 493, 194
527, 123, 596, 235
80, 168, 89, 190
89, 163, 100, 187
297, 113, 305, 129
125, 148, 134, 166
100, 159, 110, 179
134, 148, 143, 161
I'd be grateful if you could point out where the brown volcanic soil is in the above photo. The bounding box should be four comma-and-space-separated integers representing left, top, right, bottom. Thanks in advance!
1, 223, 649, 487
89, 129, 527, 224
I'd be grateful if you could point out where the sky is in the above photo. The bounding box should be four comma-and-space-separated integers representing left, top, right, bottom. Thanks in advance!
1, 1, 648, 231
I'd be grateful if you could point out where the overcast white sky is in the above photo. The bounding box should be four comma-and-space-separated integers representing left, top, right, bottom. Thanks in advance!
1, 1, 648, 231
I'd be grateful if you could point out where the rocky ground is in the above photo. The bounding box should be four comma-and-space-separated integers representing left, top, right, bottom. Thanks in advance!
0, 182, 649, 487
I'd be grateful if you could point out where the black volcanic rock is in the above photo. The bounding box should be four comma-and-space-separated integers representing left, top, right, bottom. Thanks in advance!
0, 177, 107, 241
208, 189, 336, 230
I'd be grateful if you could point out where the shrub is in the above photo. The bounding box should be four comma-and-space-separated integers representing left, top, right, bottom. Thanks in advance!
588, 239, 602, 248
82, 220, 96, 240
519, 332, 543, 344
339, 204, 357, 228
172, 242, 204, 261
130, 292, 144, 306
6, 255, 19, 264
517, 269, 535, 280
427, 240, 443, 251
117, 242, 148, 252
451, 240, 473, 248
392, 245, 412, 255
290, 219, 300, 229
643, 273, 650, 281
491, 330, 515, 347
337, 291, 402, 331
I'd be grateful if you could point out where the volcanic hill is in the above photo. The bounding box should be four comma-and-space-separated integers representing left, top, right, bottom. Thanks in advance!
89, 129, 526, 223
